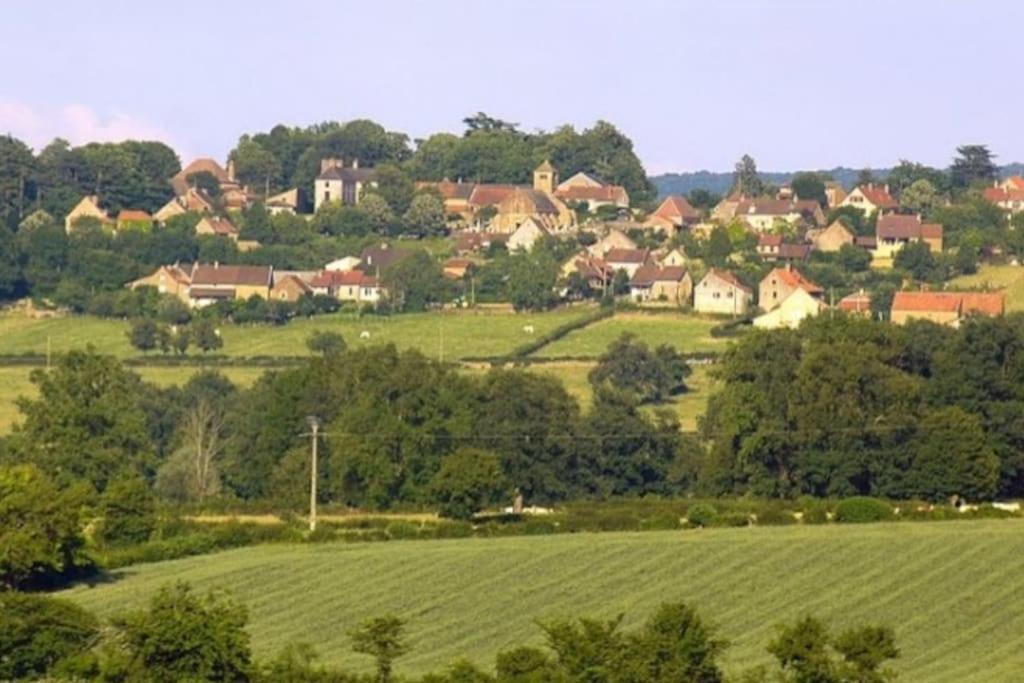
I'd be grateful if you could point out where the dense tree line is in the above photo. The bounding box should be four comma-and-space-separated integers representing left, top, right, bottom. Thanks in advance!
700, 314, 1024, 500
227, 114, 656, 210
3, 584, 898, 682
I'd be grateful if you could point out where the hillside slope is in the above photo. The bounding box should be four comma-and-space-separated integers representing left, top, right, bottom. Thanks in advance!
63, 520, 1024, 681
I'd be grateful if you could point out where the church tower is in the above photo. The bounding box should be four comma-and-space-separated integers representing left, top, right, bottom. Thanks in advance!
533, 160, 557, 194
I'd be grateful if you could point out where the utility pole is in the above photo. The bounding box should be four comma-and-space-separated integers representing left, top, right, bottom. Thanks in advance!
306, 416, 320, 532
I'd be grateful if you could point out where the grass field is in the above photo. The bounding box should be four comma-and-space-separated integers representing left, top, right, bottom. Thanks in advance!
951, 264, 1024, 312
61, 520, 1024, 681
534, 312, 726, 358
0, 365, 265, 433
0, 307, 592, 361
527, 362, 715, 430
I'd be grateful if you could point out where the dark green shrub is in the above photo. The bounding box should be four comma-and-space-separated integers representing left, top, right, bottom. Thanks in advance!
386, 521, 422, 539
523, 518, 557, 535
640, 511, 681, 530
834, 497, 893, 524
0, 592, 99, 680
686, 503, 718, 528
433, 521, 474, 538
98, 476, 156, 546
714, 512, 751, 527
753, 508, 796, 526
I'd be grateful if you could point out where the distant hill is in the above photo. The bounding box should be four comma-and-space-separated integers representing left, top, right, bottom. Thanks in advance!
650, 163, 1024, 199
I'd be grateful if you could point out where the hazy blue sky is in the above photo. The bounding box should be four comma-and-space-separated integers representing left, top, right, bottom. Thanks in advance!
1, 1, 1020, 173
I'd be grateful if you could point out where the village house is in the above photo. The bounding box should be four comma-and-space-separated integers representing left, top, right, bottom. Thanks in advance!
839, 183, 897, 217
422, 180, 477, 221
324, 256, 362, 272
127, 263, 193, 303
310, 270, 382, 304
195, 215, 239, 239
116, 209, 153, 231
874, 214, 943, 259
838, 290, 873, 317
756, 234, 812, 262
587, 228, 637, 258
661, 248, 687, 267
561, 253, 614, 292
359, 244, 413, 276
734, 198, 825, 232
604, 248, 651, 278
442, 258, 474, 280
890, 291, 1006, 326
452, 231, 509, 255
457, 162, 576, 234
314, 158, 377, 211
759, 266, 823, 312
154, 187, 215, 223
806, 220, 856, 252
65, 195, 110, 232
824, 181, 847, 209
553, 170, 630, 213
693, 269, 752, 315
753, 286, 826, 329
645, 195, 700, 233
270, 274, 313, 302
188, 263, 273, 307
982, 176, 1024, 214
507, 216, 551, 252
629, 264, 692, 306
266, 188, 301, 215
172, 158, 250, 211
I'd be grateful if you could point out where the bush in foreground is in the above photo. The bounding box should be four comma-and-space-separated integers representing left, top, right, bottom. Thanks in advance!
835, 497, 894, 524
0, 592, 99, 681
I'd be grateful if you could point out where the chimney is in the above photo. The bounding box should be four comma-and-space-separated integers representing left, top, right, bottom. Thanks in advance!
352, 158, 359, 169
227, 159, 236, 182
214, 261, 219, 269
884, 184, 890, 194
320, 158, 343, 174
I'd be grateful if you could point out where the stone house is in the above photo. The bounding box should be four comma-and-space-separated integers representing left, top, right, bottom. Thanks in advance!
629, 264, 693, 306
65, 195, 110, 232
874, 214, 943, 259
314, 158, 377, 211
693, 269, 752, 315
188, 263, 273, 307
507, 216, 551, 252
645, 195, 700, 233
890, 291, 1005, 326
806, 220, 855, 252
759, 266, 823, 312
839, 183, 897, 217
753, 287, 825, 330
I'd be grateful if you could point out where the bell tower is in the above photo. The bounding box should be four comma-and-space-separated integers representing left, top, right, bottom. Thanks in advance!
533, 160, 556, 194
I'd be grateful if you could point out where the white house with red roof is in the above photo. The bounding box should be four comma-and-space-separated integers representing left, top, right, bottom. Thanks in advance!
983, 176, 1024, 214
758, 266, 823, 312
839, 183, 897, 217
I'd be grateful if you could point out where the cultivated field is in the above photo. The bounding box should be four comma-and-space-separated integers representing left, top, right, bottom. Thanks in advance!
62, 520, 1024, 681
951, 264, 1024, 312
0, 307, 592, 361
533, 312, 726, 357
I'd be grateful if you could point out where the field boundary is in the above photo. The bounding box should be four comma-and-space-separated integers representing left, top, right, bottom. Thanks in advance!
461, 307, 615, 364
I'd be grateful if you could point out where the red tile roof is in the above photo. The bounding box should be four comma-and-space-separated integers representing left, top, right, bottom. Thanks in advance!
838, 291, 872, 312
118, 209, 152, 222
705, 268, 752, 294
555, 185, 627, 203
604, 248, 650, 264
467, 184, 518, 207
653, 195, 699, 222
768, 267, 823, 295
891, 291, 959, 313
877, 214, 942, 241
191, 264, 271, 287
959, 292, 1005, 316
984, 186, 1024, 204
758, 234, 783, 247
311, 270, 377, 288
857, 184, 897, 209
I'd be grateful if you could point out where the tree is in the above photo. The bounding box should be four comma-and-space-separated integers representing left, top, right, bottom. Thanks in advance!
10, 350, 154, 491
186, 169, 221, 197
887, 160, 949, 197
431, 448, 506, 520
350, 615, 408, 683
507, 252, 558, 311
193, 317, 224, 353
404, 192, 447, 236
898, 179, 939, 215
0, 464, 89, 590
0, 224, 21, 299
905, 407, 999, 501
112, 582, 252, 682
790, 172, 827, 206
381, 251, 446, 312
589, 333, 691, 403
98, 475, 156, 546
767, 616, 898, 683
372, 163, 416, 215
156, 397, 225, 502
361, 193, 396, 234
950, 144, 997, 189
306, 330, 347, 356
128, 317, 160, 353
0, 592, 99, 681
231, 137, 281, 195
732, 154, 764, 197
893, 240, 937, 281
705, 226, 733, 267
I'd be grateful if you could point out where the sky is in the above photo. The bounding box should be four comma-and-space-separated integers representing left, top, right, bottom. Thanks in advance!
1, 0, 1021, 175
